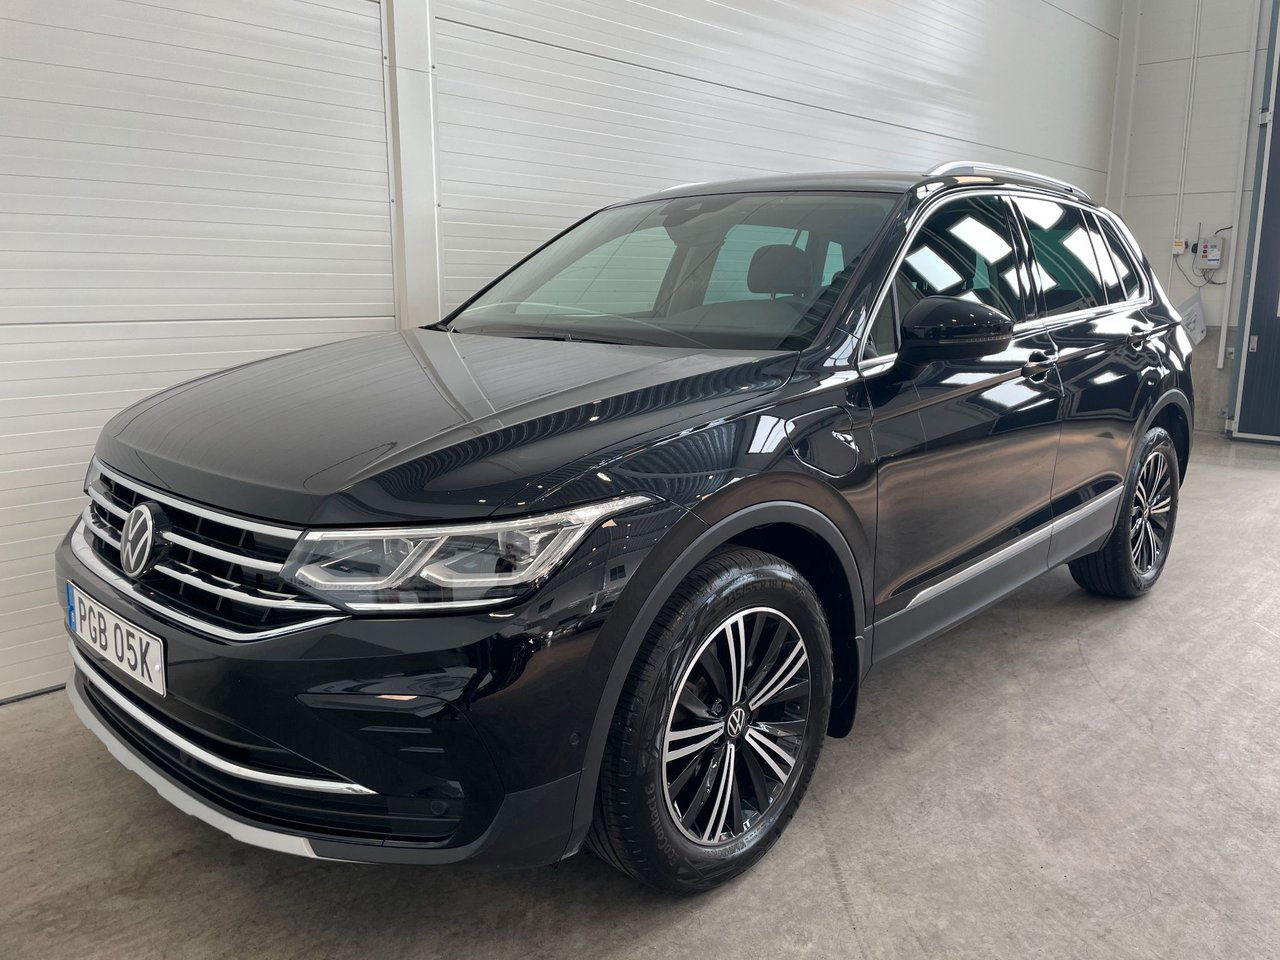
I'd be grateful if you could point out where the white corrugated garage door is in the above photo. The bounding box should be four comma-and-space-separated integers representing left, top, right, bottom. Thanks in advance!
430, 0, 1122, 310
0, 0, 394, 699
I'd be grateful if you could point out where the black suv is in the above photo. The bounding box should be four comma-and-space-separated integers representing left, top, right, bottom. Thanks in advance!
59, 163, 1192, 892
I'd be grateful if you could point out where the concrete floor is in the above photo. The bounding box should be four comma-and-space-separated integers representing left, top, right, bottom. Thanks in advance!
3, 432, 1279, 960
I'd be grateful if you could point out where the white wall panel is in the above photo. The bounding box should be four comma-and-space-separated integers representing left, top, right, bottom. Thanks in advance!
431, 0, 1124, 309
1137, 0, 1198, 63
1118, 0, 1269, 431
0, 0, 393, 700
1053, 0, 1125, 35
1197, 0, 1266, 57
1184, 51, 1256, 194
1127, 58, 1195, 197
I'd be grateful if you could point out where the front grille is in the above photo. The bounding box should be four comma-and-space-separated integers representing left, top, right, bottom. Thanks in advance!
81, 460, 341, 640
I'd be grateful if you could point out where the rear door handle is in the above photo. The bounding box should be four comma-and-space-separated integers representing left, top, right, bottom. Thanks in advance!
1127, 325, 1148, 347
1021, 350, 1057, 379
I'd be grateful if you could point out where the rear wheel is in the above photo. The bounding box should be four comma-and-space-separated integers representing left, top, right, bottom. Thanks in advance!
1069, 426, 1179, 598
587, 548, 832, 892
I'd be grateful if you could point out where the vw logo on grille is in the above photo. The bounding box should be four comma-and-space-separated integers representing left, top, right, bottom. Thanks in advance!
120, 503, 164, 578
725, 705, 748, 739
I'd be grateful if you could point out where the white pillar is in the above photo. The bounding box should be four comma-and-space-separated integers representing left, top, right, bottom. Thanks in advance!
382, 0, 443, 327
1104, 0, 1142, 213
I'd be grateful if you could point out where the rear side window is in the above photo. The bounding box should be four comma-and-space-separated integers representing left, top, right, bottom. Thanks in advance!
1098, 218, 1144, 302
893, 195, 1026, 322
1013, 197, 1106, 316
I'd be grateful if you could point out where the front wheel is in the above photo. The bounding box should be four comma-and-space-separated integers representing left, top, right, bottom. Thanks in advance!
587, 548, 832, 893
1069, 426, 1180, 598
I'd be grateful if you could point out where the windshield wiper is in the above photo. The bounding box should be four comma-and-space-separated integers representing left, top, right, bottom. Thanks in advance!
443, 323, 673, 347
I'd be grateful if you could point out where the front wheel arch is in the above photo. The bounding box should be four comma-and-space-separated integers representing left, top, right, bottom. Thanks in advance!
565, 499, 867, 858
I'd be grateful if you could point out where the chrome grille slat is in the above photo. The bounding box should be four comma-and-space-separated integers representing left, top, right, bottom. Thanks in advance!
87, 485, 129, 520
72, 526, 342, 642
81, 459, 341, 640
153, 563, 333, 611
82, 504, 121, 549
160, 529, 285, 574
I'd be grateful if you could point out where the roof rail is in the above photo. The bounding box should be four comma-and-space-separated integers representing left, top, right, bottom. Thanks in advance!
924, 161, 1092, 201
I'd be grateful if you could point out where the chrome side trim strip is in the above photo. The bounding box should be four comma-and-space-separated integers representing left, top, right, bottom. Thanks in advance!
71, 522, 344, 641
66, 673, 322, 859
1049, 486, 1123, 536
96, 459, 302, 540
160, 529, 285, 574
904, 523, 1054, 612
69, 641, 375, 796
902, 487, 1123, 612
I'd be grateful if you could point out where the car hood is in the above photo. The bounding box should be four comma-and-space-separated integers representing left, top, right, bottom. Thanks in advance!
95, 329, 793, 525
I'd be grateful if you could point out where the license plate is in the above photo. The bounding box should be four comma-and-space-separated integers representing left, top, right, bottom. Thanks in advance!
66, 581, 166, 696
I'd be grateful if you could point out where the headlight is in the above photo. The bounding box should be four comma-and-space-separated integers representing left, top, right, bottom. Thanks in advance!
84, 458, 101, 492
283, 494, 652, 612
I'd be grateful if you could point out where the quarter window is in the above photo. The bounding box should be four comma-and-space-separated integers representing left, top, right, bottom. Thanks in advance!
1098, 218, 1144, 302
1014, 197, 1106, 316
1082, 214, 1123, 304
866, 285, 898, 357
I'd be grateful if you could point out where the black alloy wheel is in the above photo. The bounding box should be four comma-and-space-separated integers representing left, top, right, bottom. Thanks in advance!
1129, 448, 1173, 575
587, 548, 832, 892
661, 606, 811, 846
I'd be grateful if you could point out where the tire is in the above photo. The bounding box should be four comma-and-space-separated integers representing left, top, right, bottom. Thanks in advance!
1068, 426, 1180, 599
586, 547, 832, 893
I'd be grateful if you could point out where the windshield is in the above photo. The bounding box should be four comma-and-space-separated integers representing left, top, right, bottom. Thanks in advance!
446, 191, 898, 350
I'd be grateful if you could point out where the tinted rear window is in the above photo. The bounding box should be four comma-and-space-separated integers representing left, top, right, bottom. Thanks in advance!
1098, 217, 1144, 302
1014, 197, 1106, 316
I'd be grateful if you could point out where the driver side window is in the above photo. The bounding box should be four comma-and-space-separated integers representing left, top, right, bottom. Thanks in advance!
863, 195, 1025, 360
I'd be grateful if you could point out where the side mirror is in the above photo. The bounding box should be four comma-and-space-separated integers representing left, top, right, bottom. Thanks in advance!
898, 296, 1015, 363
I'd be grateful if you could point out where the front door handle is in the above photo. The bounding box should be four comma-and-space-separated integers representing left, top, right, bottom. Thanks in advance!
1127, 325, 1148, 348
1021, 349, 1056, 379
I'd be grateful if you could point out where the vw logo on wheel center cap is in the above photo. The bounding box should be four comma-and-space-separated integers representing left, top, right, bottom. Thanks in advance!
725, 705, 748, 739
119, 502, 166, 578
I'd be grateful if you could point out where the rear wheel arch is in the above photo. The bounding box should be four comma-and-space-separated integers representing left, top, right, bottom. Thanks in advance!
1142, 389, 1192, 483
565, 494, 870, 857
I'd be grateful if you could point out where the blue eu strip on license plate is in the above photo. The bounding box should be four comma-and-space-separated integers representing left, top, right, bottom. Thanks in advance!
66, 581, 77, 630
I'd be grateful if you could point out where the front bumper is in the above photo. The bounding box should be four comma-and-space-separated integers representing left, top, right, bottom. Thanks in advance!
67, 656, 578, 864
56, 498, 684, 865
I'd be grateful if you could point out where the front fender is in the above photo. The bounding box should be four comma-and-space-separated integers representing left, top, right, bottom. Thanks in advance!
562, 484, 871, 858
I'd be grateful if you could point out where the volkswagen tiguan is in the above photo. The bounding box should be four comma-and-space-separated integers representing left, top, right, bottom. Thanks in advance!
58, 162, 1193, 892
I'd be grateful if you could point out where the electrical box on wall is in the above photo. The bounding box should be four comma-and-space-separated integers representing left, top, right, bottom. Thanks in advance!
1195, 235, 1225, 271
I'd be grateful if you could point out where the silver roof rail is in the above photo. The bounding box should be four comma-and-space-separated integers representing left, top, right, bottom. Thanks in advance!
924, 161, 1092, 201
